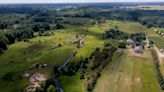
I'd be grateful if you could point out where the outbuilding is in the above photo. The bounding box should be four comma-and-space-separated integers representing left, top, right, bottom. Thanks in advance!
126, 39, 134, 45
134, 46, 143, 53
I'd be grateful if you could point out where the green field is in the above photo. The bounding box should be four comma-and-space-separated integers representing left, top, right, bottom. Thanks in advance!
0, 18, 162, 92
149, 36, 164, 50
156, 28, 164, 32
0, 29, 77, 92
94, 49, 163, 92
106, 20, 156, 35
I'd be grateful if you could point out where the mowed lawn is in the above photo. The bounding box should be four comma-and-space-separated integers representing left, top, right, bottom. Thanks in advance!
94, 49, 163, 92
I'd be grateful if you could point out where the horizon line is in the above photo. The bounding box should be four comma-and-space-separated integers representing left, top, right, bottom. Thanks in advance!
0, 2, 164, 4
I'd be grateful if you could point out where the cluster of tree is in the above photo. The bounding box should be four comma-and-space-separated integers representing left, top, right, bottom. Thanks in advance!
0, 6, 54, 15
61, 61, 82, 75
138, 16, 164, 28
103, 28, 128, 40
60, 7, 164, 28
54, 24, 65, 29
130, 33, 146, 42
58, 58, 88, 76
87, 42, 117, 91
0, 28, 34, 53
32, 23, 51, 32
87, 72, 101, 91
0, 22, 8, 29
38, 31, 54, 36
0, 7, 67, 53
0, 14, 28, 29
1, 71, 22, 82
118, 40, 126, 48
90, 43, 117, 70
0, 34, 9, 53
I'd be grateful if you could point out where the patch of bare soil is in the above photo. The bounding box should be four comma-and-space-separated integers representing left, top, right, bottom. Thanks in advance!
26, 72, 47, 92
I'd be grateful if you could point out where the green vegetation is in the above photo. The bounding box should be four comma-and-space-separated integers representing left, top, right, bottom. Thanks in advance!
94, 50, 163, 92
0, 3, 164, 92
149, 36, 164, 49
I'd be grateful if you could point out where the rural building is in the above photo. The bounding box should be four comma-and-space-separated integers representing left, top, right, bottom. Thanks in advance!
126, 39, 134, 45
134, 46, 143, 53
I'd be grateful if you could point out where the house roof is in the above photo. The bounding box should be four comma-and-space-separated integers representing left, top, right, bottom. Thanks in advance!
134, 46, 143, 53
126, 39, 134, 44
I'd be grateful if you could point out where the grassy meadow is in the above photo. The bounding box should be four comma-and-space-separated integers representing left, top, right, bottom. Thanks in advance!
94, 49, 163, 92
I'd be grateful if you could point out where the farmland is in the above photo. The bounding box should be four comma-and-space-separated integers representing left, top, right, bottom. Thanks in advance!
0, 18, 163, 92
0, 3, 164, 92
94, 49, 163, 92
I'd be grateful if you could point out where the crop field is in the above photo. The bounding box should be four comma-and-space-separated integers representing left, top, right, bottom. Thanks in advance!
155, 28, 164, 32
94, 49, 163, 92
106, 20, 156, 35
149, 36, 164, 50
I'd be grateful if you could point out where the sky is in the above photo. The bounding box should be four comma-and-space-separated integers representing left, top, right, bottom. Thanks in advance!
0, 0, 164, 4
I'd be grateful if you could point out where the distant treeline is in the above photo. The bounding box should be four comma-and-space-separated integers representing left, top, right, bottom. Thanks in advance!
61, 9, 164, 28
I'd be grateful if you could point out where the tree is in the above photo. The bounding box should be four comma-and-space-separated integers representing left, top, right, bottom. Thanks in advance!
1, 72, 14, 81
55, 24, 64, 29
47, 85, 56, 92
0, 35, 9, 50
118, 40, 126, 48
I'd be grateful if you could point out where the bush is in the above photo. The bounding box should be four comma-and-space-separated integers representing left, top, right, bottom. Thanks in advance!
118, 40, 126, 48
1, 72, 15, 81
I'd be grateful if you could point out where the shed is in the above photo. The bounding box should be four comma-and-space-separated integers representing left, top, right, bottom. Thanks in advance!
126, 39, 134, 45
134, 46, 143, 53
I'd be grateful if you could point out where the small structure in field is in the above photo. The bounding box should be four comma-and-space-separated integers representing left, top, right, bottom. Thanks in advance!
134, 46, 143, 53
126, 39, 134, 45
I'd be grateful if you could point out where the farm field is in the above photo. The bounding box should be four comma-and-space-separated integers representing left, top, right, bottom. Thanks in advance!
106, 20, 156, 35
94, 49, 163, 92
0, 18, 163, 92
156, 28, 164, 32
1, 3, 164, 92
56, 20, 162, 92
149, 36, 164, 50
